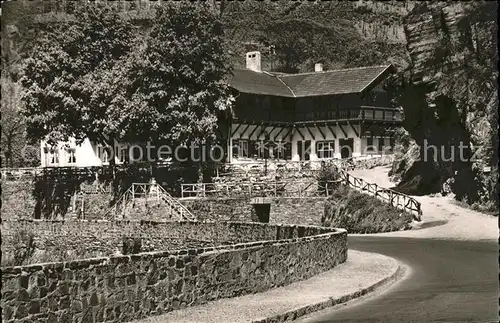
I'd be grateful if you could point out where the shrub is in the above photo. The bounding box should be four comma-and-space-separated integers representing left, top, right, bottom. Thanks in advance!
323, 185, 414, 233
10, 229, 36, 266
122, 236, 142, 254
1, 180, 37, 219
315, 162, 341, 183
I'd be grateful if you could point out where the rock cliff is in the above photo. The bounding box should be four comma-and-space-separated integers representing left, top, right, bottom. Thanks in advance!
392, 1, 498, 213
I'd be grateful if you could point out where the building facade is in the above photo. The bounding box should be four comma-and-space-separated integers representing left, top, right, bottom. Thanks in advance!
226, 51, 402, 163
40, 51, 402, 167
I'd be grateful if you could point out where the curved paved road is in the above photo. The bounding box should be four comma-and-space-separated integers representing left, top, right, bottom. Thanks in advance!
298, 236, 498, 323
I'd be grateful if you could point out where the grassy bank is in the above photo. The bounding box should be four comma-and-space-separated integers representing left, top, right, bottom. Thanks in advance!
322, 185, 414, 233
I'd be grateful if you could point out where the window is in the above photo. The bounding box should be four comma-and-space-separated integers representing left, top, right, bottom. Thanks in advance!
378, 138, 384, 153
98, 146, 111, 163
316, 141, 335, 159
120, 146, 129, 163
274, 141, 290, 160
284, 142, 292, 160
67, 148, 76, 164
256, 140, 267, 159
232, 140, 249, 158
102, 149, 109, 163
131, 145, 143, 162
366, 137, 375, 153
49, 148, 59, 165
262, 96, 270, 118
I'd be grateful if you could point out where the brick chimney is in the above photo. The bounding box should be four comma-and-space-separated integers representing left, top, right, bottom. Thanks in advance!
246, 51, 261, 72
315, 63, 323, 72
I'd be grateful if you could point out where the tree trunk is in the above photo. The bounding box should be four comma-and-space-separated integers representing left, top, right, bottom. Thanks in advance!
197, 161, 204, 184
7, 139, 13, 168
109, 143, 118, 199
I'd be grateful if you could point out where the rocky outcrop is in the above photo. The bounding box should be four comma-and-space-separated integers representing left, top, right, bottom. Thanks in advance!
404, 2, 466, 84
392, 1, 498, 212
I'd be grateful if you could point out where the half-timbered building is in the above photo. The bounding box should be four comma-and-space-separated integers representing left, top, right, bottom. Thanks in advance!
224, 51, 402, 163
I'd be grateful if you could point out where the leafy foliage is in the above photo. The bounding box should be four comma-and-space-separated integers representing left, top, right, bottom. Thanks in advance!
20, 3, 135, 146
264, 18, 361, 73
120, 4, 234, 146
315, 162, 341, 183
219, 0, 409, 72
1, 10, 41, 167
20, 2, 233, 151
11, 229, 36, 266
323, 186, 413, 233
122, 236, 142, 255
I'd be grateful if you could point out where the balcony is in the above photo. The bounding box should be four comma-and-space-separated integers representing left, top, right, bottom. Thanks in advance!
232, 106, 403, 126
296, 106, 403, 123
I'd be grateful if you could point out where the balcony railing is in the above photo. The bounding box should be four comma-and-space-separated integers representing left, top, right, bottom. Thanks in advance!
234, 106, 403, 124
297, 106, 403, 123
358, 106, 403, 121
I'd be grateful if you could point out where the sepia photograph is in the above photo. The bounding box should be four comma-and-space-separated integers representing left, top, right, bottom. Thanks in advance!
0, 1, 498, 322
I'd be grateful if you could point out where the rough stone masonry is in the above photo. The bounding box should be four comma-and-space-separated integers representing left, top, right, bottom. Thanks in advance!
1, 222, 347, 323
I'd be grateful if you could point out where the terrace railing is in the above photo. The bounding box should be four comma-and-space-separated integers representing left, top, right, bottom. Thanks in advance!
1, 167, 41, 180
181, 180, 341, 199
103, 182, 195, 221
181, 159, 422, 220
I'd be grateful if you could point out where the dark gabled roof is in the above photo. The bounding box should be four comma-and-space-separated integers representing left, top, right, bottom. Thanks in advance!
227, 68, 294, 97
279, 65, 392, 97
228, 65, 393, 98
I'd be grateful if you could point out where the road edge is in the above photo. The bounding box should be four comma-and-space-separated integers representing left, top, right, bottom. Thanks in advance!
252, 258, 406, 323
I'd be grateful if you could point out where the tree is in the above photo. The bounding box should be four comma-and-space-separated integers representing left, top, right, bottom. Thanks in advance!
116, 3, 233, 147
1, 10, 41, 167
21, 2, 134, 149
21, 2, 233, 180
1, 80, 26, 167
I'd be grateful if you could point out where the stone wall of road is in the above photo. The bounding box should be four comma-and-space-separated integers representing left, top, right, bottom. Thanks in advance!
1, 223, 347, 323
1, 219, 328, 258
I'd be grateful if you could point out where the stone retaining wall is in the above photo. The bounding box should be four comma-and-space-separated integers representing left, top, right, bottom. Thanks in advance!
181, 197, 326, 225
269, 198, 326, 225
1, 222, 347, 323
0, 219, 324, 257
